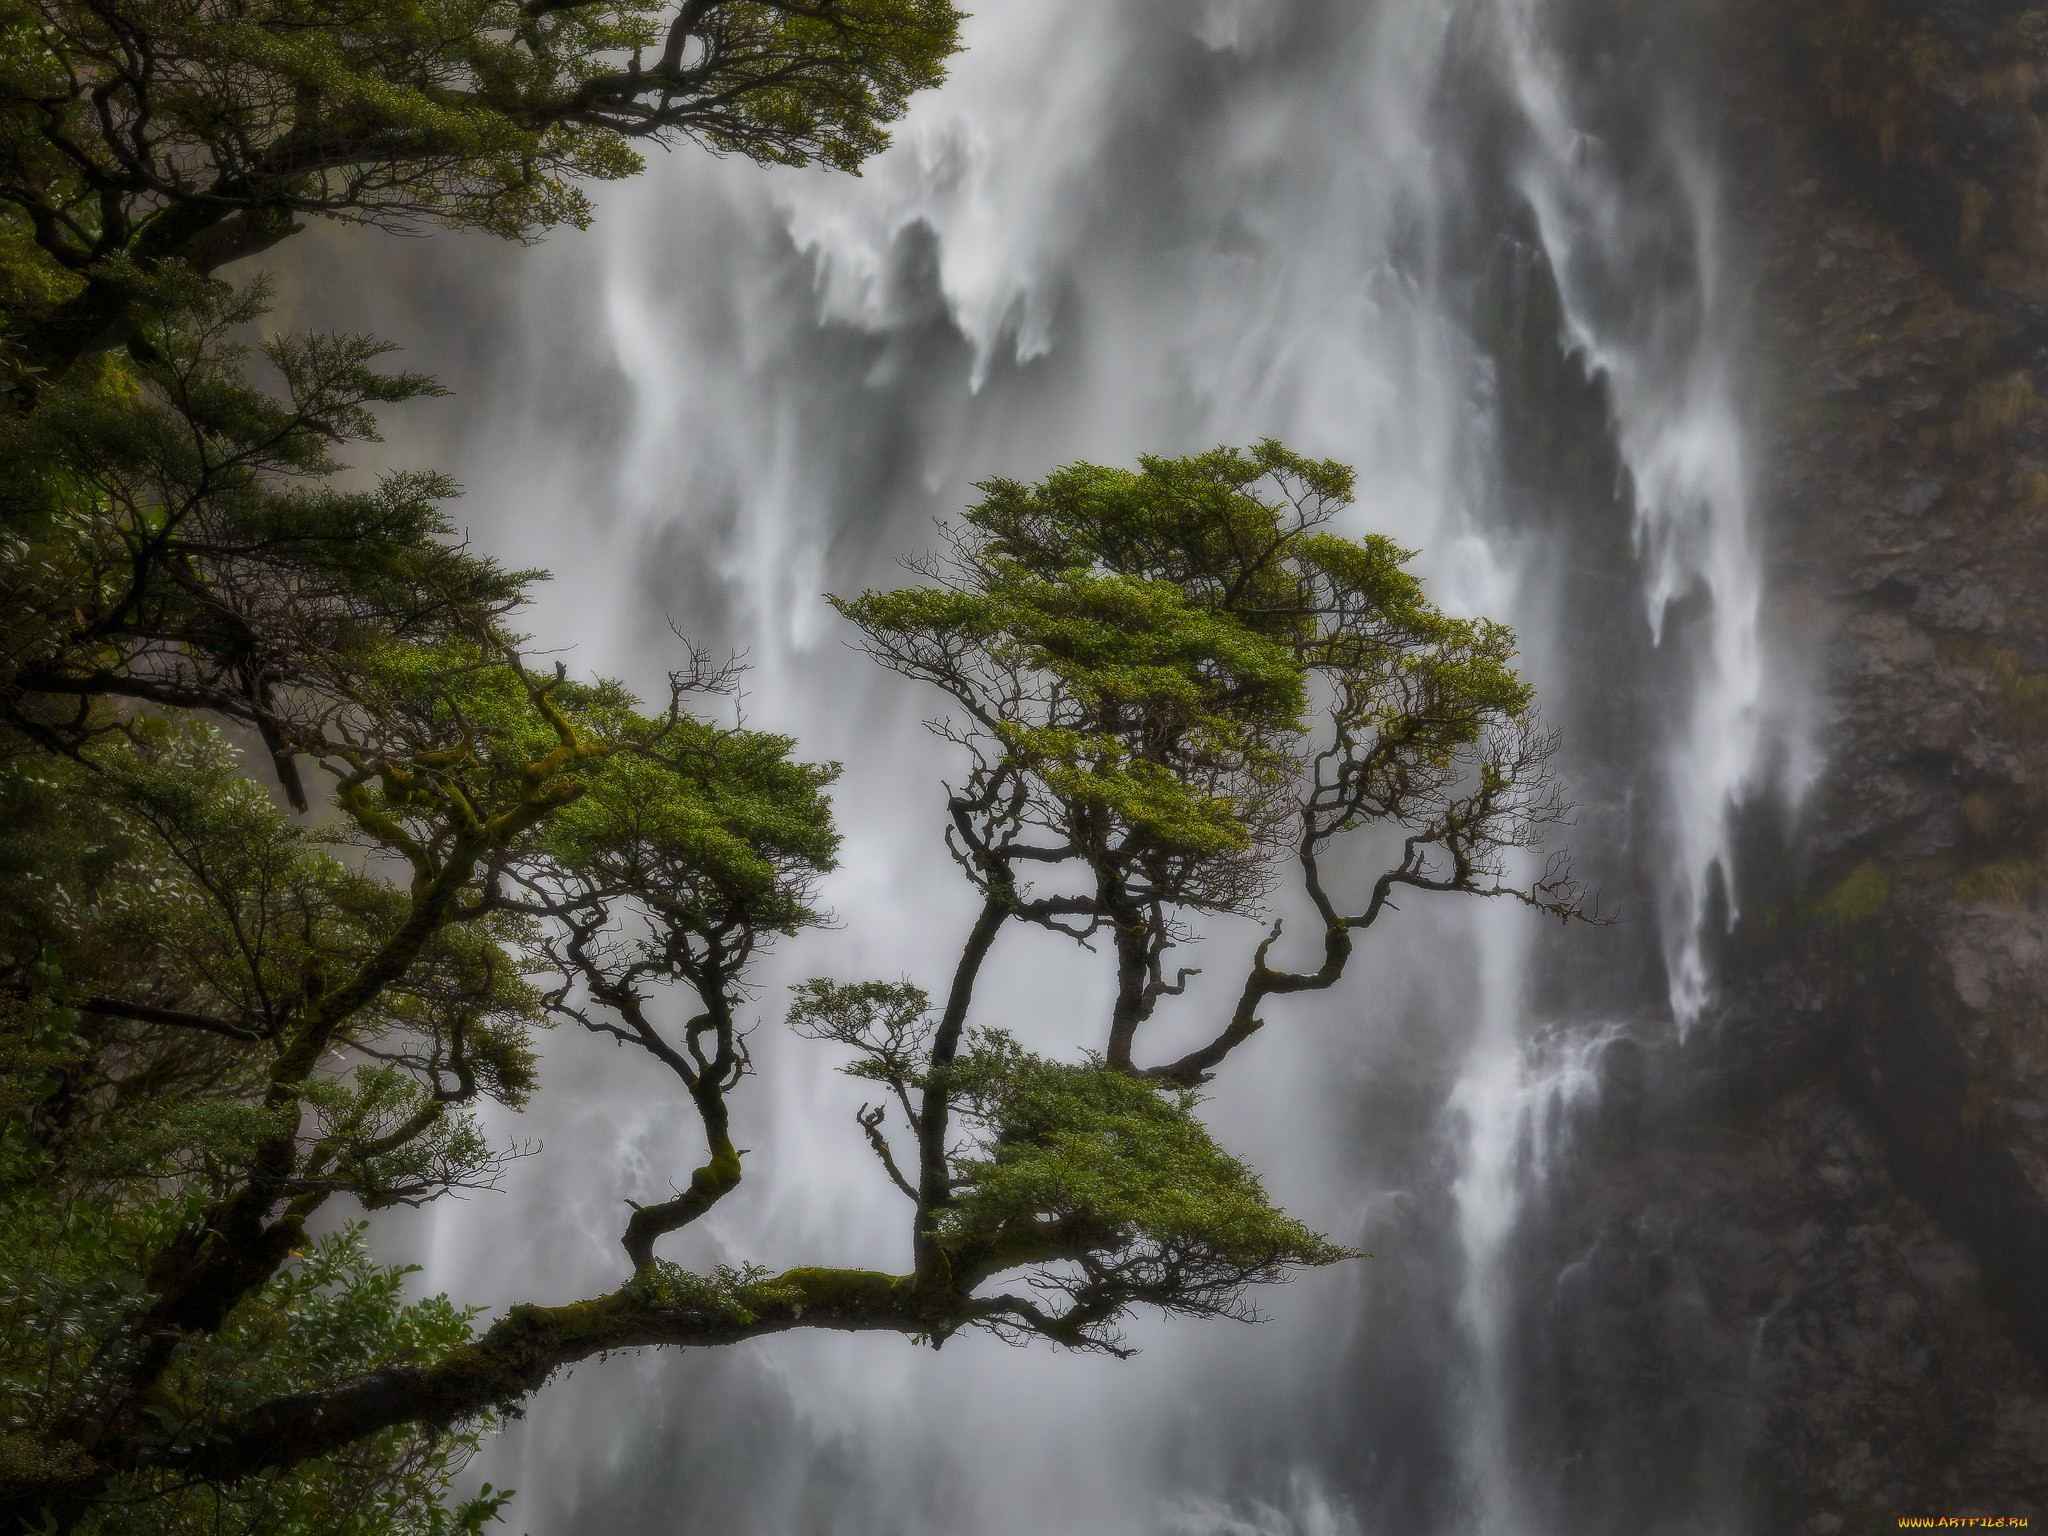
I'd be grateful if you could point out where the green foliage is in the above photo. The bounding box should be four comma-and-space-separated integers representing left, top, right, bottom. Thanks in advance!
834, 439, 1558, 933
0, 636, 841, 1528
103, 1226, 500, 1536
0, 1150, 504, 1536
0, 0, 963, 386
0, 282, 840, 1523
793, 441, 1577, 1349
0, 4, 968, 1525
628, 1261, 801, 1323
542, 714, 840, 937
1, 724, 543, 1168
0, 273, 527, 781
937, 1031, 1352, 1339
787, 977, 933, 1082
793, 989, 1353, 1351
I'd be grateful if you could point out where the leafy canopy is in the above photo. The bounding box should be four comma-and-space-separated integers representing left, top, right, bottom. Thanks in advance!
0, 0, 964, 383
832, 442, 1581, 1081
834, 442, 1544, 912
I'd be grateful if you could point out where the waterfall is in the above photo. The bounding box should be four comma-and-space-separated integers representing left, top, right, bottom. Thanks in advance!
1495, 0, 1767, 1035
329, 0, 1786, 1529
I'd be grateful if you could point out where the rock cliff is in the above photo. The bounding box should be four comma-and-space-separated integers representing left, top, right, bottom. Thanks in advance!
1504, 2, 2048, 1528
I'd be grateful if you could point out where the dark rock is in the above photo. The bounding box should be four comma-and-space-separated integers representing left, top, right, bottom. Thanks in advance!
1505, 0, 2048, 1523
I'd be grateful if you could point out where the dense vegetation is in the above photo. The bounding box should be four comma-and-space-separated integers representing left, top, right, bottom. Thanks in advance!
1, 0, 961, 385
0, 3, 1585, 1532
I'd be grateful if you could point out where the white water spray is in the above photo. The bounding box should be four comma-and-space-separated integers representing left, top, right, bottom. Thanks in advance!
1498, 0, 1769, 1033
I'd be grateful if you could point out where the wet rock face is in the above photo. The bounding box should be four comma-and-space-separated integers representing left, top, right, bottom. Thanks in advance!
1517, 1068, 2048, 1528
1743, 0, 2048, 1404
1739, 0, 2048, 1517
1496, 0, 2048, 1527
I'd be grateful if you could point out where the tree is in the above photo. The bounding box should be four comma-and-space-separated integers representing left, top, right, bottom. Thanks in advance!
0, 0, 964, 384
0, 0, 964, 783
831, 443, 1585, 1087
0, 436, 1586, 1534
0, 273, 523, 802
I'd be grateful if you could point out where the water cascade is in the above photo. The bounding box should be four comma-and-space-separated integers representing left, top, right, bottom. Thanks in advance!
349, 0, 1799, 1528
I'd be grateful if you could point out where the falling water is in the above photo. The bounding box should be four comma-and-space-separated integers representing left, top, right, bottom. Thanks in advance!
1495, 0, 1766, 1035
310, 0, 1790, 1529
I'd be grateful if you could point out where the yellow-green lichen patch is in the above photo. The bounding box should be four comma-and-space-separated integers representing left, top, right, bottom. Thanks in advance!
1817, 859, 1892, 926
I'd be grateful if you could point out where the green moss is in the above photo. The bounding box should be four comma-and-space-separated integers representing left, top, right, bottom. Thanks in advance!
775, 1268, 910, 1313
1816, 859, 1892, 925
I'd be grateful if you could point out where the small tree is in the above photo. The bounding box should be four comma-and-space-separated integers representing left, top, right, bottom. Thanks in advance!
0, 440, 1586, 1534
831, 443, 1584, 1088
